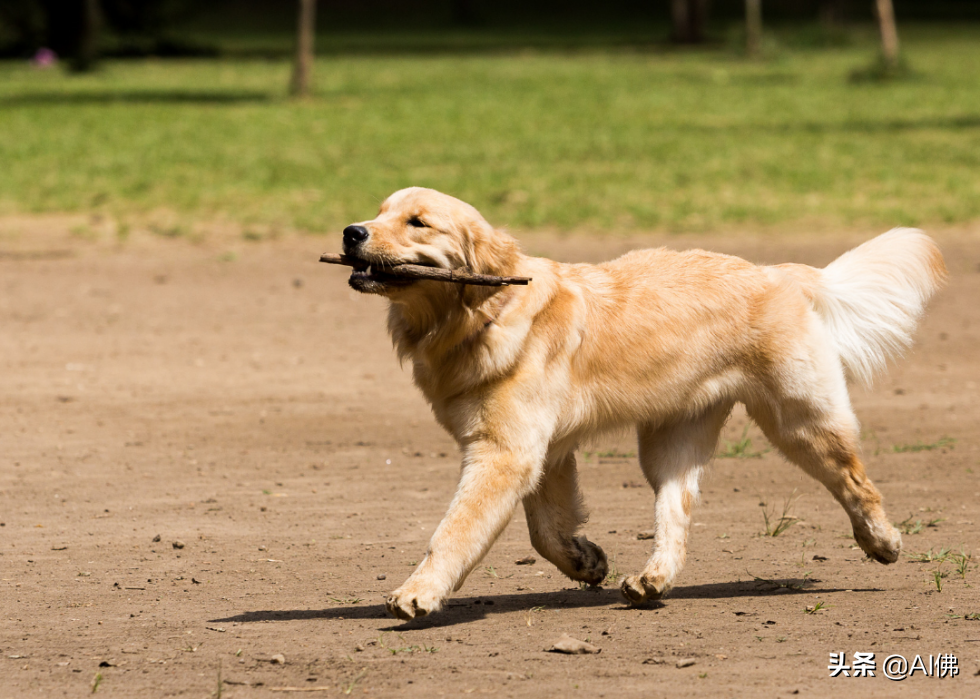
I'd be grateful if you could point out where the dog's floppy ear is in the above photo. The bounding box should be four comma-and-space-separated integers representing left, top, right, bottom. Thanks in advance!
459, 220, 519, 310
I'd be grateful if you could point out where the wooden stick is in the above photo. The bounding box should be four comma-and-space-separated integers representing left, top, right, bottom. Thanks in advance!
319, 252, 531, 286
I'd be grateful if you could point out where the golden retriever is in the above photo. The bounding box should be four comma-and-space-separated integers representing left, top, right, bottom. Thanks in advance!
340, 187, 946, 620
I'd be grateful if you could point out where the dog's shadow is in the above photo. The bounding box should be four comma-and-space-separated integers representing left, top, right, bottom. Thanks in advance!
210, 578, 870, 630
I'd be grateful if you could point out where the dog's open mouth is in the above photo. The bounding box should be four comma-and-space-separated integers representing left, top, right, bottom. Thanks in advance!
346, 257, 437, 294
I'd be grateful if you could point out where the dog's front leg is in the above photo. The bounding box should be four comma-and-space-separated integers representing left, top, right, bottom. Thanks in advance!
385, 440, 541, 620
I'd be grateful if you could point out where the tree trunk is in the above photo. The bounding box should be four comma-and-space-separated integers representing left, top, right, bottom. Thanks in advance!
745, 0, 762, 58
819, 0, 844, 28
671, 0, 690, 42
51, 0, 101, 72
874, 0, 900, 69
290, 0, 316, 97
672, 0, 710, 44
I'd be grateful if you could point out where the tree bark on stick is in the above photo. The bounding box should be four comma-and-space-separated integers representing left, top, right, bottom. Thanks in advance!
745, 0, 762, 58
319, 253, 532, 287
874, 0, 900, 70
290, 0, 316, 97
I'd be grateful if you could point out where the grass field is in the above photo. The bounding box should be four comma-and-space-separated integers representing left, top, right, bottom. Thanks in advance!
1, 24, 979, 234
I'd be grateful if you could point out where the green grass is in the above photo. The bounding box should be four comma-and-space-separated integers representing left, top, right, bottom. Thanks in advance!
759, 491, 800, 537
1, 24, 980, 233
892, 436, 956, 453
718, 427, 767, 459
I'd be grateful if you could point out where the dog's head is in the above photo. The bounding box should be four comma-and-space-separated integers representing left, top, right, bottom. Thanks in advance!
342, 187, 518, 300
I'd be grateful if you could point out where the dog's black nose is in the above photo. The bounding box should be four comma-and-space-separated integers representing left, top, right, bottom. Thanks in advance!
343, 225, 369, 248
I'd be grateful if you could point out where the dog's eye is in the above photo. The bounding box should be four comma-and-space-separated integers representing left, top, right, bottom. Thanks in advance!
407, 217, 426, 228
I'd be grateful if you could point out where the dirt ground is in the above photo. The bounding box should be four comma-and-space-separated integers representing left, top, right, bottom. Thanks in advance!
2, 218, 979, 698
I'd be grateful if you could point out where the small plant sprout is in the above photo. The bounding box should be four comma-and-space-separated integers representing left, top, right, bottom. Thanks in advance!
330, 596, 364, 605
896, 515, 945, 535
718, 426, 767, 459
760, 490, 800, 537
805, 601, 828, 614
524, 605, 545, 627
603, 558, 620, 586
932, 565, 949, 593
751, 571, 812, 591
907, 546, 952, 563
953, 549, 973, 578
342, 668, 367, 695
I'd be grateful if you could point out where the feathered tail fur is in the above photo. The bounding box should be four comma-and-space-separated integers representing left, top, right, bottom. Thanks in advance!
783, 228, 947, 387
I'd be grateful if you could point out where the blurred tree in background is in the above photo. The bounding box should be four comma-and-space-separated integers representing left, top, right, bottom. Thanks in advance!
0, 0, 203, 67
670, 0, 710, 43
1, 1, 978, 65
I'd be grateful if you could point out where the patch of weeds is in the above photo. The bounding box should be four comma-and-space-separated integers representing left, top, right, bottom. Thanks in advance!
907, 546, 952, 563
751, 571, 812, 591
217, 251, 238, 262
896, 515, 945, 535
892, 437, 955, 454
760, 490, 800, 537
330, 597, 364, 605
775, 636, 787, 643
91, 672, 102, 693
718, 427, 767, 459
952, 549, 973, 579
805, 601, 829, 614
387, 635, 438, 655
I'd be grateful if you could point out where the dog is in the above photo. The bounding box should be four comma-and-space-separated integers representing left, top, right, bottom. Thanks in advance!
340, 187, 946, 620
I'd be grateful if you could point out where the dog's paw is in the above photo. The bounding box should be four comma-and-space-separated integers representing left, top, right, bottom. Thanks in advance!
855, 522, 902, 564
385, 584, 444, 621
620, 573, 670, 606
568, 536, 609, 586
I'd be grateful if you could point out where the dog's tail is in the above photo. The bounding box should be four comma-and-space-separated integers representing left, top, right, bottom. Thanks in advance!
779, 228, 947, 387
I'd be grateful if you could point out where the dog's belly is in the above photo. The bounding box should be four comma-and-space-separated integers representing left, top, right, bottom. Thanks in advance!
556, 365, 746, 442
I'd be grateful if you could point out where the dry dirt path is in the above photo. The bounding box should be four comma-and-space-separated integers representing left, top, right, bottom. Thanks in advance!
1, 221, 979, 697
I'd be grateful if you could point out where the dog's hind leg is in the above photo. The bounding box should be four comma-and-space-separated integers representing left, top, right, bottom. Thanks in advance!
523, 451, 608, 586
621, 403, 732, 606
745, 372, 902, 565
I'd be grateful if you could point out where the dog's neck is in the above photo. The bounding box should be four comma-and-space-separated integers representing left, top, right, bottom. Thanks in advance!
387, 273, 517, 362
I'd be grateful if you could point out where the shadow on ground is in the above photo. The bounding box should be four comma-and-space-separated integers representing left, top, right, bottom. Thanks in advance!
212, 578, 869, 629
